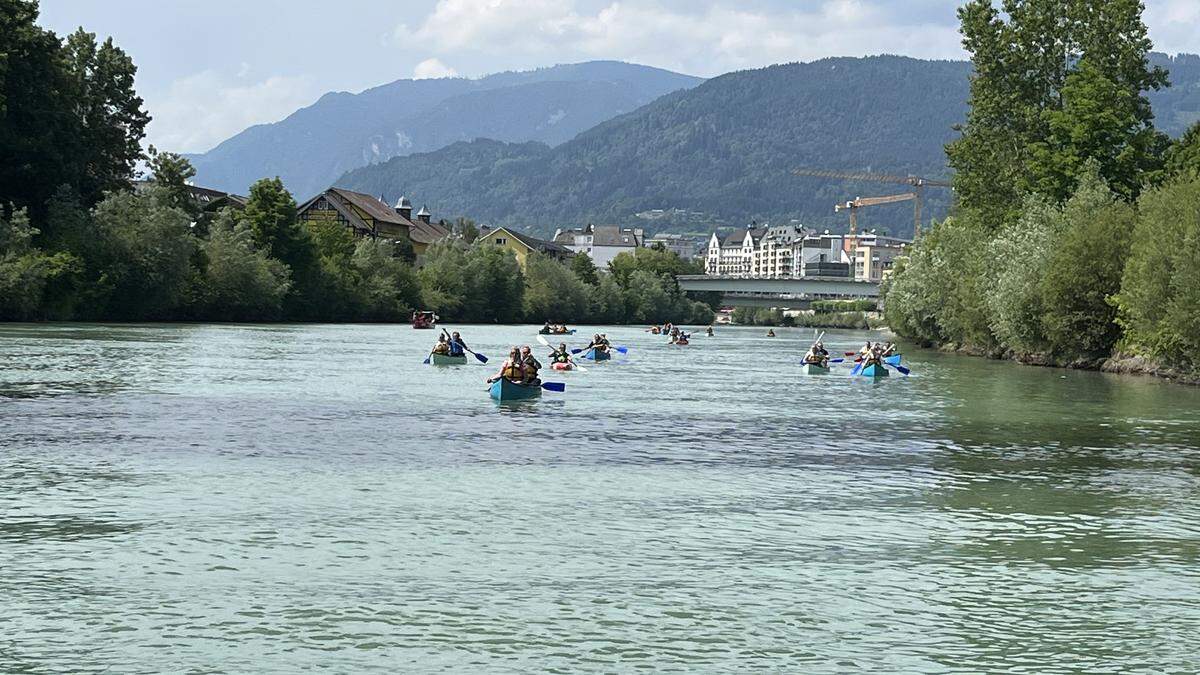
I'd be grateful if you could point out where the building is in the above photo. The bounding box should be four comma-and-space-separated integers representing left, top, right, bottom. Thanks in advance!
476, 226, 574, 270
296, 189, 449, 255
751, 224, 810, 278
794, 232, 851, 278
553, 224, 644, 268
705, 227, 763, 276
643, 233, 699, 260
844, 232, 909, 282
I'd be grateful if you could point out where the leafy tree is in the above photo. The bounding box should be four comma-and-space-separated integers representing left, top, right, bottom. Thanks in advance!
146, 146, 198, 216
243, 178, 301, 261
982, 195, 1059, 354
1163, 122, 1200, 179
190, 210, 290, 320
453, 217, 479, 243
0, 207, 80, 320
1116, 175, 1200, 373
417, 241, 469, 319
350, 239, 422, 322
523, 252, 590, 322
1039, 167, 1134, 360
461, 245, 524, 322
586, 274, 627, 324
570, 250, 599, 285
91, 186, 196, 319
241, 177, 326, 318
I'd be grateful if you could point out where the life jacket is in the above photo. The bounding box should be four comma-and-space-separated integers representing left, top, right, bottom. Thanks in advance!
432, 342, 450, 355
551, 350, 569, 364
501, 359, 524, 380
448, 339, 464, 356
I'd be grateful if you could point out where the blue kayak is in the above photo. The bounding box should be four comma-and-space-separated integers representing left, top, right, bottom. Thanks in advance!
489, 379, 542, 401
884, 354, 902, 366
581, 347, 611, 361
860, 364, 889, 378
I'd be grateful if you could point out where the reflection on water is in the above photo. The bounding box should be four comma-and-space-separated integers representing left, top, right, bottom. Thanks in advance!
1, 323, 1199, 672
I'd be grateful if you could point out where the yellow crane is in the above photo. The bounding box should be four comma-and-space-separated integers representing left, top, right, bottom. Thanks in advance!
793, 169, 952, 235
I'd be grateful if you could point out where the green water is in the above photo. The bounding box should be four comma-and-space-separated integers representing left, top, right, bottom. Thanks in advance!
2, 323, 1199, 673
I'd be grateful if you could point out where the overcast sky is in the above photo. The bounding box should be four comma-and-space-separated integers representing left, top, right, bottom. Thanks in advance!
35, 0, 1200, 155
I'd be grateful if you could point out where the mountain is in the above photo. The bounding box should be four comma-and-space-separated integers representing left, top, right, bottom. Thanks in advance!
335, 53, 1200, 239
185, 61, 702, 197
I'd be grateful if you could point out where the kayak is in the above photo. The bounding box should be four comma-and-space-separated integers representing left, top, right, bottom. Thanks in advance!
581, 348, 611, 361
801, 363, 829, 375
489, 378, 542, 401
551, 362, 573, 371
430, 353, 467, 366
884, 354, 902, 366
860, 364, 889, 378
674, 339, 689, 346
538, 329, 576, 335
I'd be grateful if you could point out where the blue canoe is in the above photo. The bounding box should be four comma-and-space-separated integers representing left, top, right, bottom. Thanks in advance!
884, 354, 902, 366
860, 363, 890, 378
581, 347, 611, 361
489, 379, 542, 401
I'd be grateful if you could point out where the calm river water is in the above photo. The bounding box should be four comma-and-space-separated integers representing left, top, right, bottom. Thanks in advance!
2, 323, 1199, 673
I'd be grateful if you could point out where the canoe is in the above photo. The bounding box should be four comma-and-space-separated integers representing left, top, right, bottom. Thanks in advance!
538, 329, 576, 335
551, 362, 573, 371
430, 353, 467, 366
801, 363, 829, 375
884, 354, 902, 366
860, 364, 889, 378
674, 339, 689, 346
581, 348, 611, 361
488, 378, 542, 401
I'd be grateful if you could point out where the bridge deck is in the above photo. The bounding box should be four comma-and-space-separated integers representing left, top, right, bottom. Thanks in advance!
677, 275, 880, 298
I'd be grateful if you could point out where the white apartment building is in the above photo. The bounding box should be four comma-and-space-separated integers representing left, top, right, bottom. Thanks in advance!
704, 225, 909, 280
705, 227, 762, 276
553, 224, 644, 268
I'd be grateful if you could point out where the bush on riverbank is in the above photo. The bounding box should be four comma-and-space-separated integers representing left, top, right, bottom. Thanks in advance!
732, 306, 878, 329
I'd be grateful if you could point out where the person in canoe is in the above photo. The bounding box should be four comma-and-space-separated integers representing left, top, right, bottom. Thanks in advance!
442, 329, 470, 358
487, 347, 527, 384
766, 329, 776, 337
705, 326, 714, 337
860, 343, 884, 369
548, 342, 575, 368
803, 342, 829, 367
585, 334, 610, 355
881, 342, 897, 357
430, 334, 451, 356
520, 345, 542, 385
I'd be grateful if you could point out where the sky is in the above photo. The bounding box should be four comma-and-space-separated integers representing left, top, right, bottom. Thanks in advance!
35, 0, 1200, 155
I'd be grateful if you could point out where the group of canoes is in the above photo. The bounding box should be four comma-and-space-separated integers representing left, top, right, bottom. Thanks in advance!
647, 324, 715, 344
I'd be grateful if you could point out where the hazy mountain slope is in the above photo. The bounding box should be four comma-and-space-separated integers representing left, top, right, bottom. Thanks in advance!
185, 61, 701, 197
338, 53, 1200, 238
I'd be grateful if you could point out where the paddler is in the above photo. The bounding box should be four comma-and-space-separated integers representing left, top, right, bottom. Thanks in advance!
487, 347, 526, 384
705, 326, 714, 336
430, 334, 451, 355
442, 328, 469, 357
766, 329, 776, 337
549, 342, 574, 367
520, 345, 542, 385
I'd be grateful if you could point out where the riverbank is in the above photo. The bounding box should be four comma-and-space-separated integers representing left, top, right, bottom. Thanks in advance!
926, 342, 1200, 387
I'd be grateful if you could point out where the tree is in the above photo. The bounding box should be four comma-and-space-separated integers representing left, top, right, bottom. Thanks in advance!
523, 253, 590, 322
350, 239, 422, 322
242, 178, 300, 261
1039, 166, 1134, 360
1116, 175, 1200, 373
189, 210, 290, 320
570, 250, 599, 285
1163, 122, 1200, 179
461, 245, 524, 322
982, 195, 1059, 354
146, 146, 198, 216
0, 207, 80, 320
452, 217, 479, 243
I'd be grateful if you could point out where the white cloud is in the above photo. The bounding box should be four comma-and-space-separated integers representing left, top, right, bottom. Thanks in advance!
409, 0, 965, 77
412, 57, 459, 79
1145, 0, 1200, 56
146, 70, 315, 153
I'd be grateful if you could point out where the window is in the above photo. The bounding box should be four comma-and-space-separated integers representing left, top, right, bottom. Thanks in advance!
495, 237, 507, 245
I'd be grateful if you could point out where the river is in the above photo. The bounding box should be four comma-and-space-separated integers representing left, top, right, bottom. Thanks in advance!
2, 323, 1198, 673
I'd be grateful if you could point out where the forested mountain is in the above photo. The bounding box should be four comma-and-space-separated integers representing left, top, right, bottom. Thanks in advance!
186, 61, 701, 198
337, 53, 1200, 238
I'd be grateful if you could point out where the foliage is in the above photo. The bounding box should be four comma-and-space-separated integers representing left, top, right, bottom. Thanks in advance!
1163, 121, 1200, 179
349, 239, 422, 321
947, 0, 1166, 228
417, 242, 525, 323
1116, 175, 1200, 373
791, 312, 871, 329
189, 210, 291, 321
981, 195, 1059, 354
146, 146, 199, 216
523, 252, 591, 322
811, 299, 876, 313
570, 251, 599, 286
0, 3, 149, 216
1039, 168, 1134, 360
0, 208, 80, 320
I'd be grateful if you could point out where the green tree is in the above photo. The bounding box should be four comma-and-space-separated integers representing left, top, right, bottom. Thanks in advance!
586, 274, 627, 324
982, 195, 1059, 354
146, 146, 198, 216
1163, 122, 1200, 179
523, 252, 590, 322
351, 239, 422, 321
190, 210, 291, 320
1039, 167, 1134, 360
0, 207, 80, 320
1115, 175, 1200, 373
570, 250, 600, 285
417, 241, 469, 319
91, 186, 196, 319
462, 245, 524, 322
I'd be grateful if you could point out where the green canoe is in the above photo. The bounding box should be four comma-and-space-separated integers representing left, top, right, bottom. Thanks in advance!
801, 363, 830, 375
430, 353, 468, 366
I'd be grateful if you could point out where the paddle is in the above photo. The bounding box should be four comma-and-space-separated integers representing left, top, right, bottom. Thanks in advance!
441, 328, 488, 363
850, 361, 863, 376
884, 354, 901, 366
536, 334, 587, 372
571, 345, 626, 355
830, 358, 845, 363
886, 363, 911, 376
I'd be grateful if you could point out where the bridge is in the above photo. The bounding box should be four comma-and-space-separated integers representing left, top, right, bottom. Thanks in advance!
676, 275, 881, 308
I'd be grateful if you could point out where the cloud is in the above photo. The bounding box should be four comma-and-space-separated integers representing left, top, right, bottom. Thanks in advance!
1145, 0, 1200, 56
409, 0, 966, 77
146, 70, 315, 153
412, 57, 459, 79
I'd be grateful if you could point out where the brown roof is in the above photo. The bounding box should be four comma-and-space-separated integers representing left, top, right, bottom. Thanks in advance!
299, 188, 450, 244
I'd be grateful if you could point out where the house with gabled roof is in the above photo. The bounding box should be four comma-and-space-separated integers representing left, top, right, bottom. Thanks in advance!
296, 188, 449, 256
475, 226, 574, 270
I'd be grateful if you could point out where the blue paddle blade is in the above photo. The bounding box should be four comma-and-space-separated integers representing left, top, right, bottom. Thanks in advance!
884, 355, 901, 366
570, 348, 583, 354
830, 358, 844, 363
541, 381, 566, 392
423, 355, 431, 364
850, 363, 863, 376
891, 364, 911, 376
615, 346, 628, 354
474, 353, 488, 364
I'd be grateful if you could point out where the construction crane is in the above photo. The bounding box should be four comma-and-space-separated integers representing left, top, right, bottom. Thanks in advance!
793, 169, 952, 235
835, 193, 917, 235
